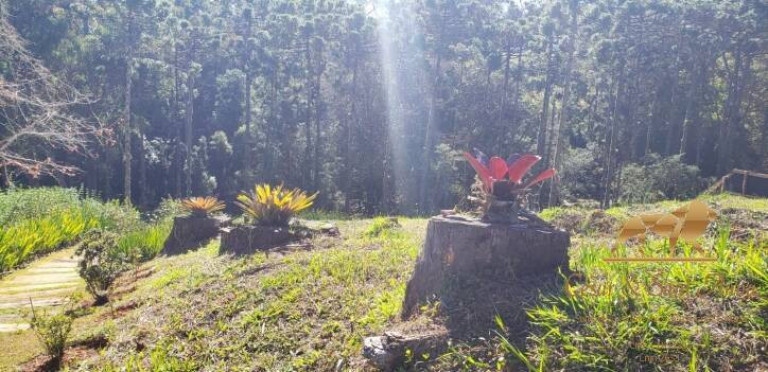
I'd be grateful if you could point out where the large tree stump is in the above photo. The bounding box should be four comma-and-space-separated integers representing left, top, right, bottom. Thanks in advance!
402, 215, 569, 333
162, 215, 228, 255
219, 225, 297, 255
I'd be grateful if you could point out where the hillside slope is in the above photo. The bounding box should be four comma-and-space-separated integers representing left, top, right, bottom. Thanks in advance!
6, 194, 766, 371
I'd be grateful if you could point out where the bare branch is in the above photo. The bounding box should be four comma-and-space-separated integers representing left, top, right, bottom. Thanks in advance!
0, 14, 104, 178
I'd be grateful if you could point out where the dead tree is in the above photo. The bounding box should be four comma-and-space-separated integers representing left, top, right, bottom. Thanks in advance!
0, 15, 102, 182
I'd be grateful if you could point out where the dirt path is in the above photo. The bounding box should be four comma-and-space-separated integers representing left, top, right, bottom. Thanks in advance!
0, 248, 82, 333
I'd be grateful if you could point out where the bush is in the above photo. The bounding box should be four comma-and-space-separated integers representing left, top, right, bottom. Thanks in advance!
559, 145, 605, 201
618, 154, 706, 204
76, 230, 129, 305
30, 309, 73, 367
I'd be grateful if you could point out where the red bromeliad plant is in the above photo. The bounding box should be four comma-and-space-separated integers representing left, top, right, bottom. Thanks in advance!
463, 150, 556, 219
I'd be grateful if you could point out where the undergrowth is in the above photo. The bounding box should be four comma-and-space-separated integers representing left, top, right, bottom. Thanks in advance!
444, 197, 768, 371
0, 188, 176, 275
20, 194, 767, 371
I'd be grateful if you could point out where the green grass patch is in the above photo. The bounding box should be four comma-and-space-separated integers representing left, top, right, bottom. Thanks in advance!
0, 188, 142, 274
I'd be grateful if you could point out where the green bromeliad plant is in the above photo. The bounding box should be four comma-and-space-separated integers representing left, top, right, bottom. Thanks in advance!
181, 196, 226, 217
235, 184, 318, 227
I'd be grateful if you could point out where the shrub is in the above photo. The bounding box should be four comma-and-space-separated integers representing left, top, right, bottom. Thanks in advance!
152, 198, 185, 222
364, 217, 401, 237
76, 230, 129, 305
30, 308, 73, 367
558, 145, 605, 201
618, 154, 706, 204
235, 184, 317, 226
181, 196, 226, 217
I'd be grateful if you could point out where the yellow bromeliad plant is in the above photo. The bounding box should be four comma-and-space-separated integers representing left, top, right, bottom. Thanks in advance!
181, 196, 226, 217
235, 184, 317, 226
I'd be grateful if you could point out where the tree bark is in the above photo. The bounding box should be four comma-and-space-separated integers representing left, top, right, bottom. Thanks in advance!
185, 68, 194, 196
123, 60, 132, 205
548, 2, 579, 206
402, 216, 569, 321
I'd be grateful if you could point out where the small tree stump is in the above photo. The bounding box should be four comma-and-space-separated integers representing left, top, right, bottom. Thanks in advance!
363, 330, 448, 371
219, 225, 297, 255
162, 215, 228, 255
402, 216, 569, 325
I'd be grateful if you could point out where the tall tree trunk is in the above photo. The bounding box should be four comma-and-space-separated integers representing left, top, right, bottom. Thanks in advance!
419, 49, 441, 214
303, 38, 314, 189
343, 54, 359, 212
537, 35, 555, 159
244, 72, 252, 133
174, 38, 183, 198
603, 66, 624, 208
243, 11, 253, 133
123, 60, 132, 204
548, 1, 579, 206
185, 70, 194, 196
501, 40, 511, 117
313, 72, 322, 192
717, 48, 747, 175
680, 60, 706, 159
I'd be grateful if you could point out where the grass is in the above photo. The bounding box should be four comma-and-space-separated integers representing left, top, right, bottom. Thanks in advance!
63, 218, 424, 371
1, 192, 766, 371
442, 195, 768, 371
0, 188, 141, 274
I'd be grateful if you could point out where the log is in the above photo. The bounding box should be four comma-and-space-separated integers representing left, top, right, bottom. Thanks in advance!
401, 215, 569, 330
162, 215, 228, 255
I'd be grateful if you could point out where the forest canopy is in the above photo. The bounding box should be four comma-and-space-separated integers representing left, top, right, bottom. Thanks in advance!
2, 0, 768, 214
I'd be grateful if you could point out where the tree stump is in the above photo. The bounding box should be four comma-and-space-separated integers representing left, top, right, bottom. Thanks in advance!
219, 225, 297, 255
162, 215, 228, 255
401, 215, 569, 333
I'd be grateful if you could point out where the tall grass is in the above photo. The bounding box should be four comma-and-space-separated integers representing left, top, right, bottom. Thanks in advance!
0, 188, 140, 274
117, 219, 173, 262
475, 227, 768, 370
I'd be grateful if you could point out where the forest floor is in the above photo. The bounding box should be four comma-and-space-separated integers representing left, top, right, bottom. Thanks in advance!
0, 248, 83, 367
1, 194, 767, 371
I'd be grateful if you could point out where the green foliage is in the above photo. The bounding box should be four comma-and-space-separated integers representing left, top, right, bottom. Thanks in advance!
150, 198, 185, 223
559, 146, 604, 201
5, 0, 768, 214
235, 184, 318, 227
117, 220, 172, 263
364, 217, 401, 237
93, 218, 422, 370
450, 199, 768, 371
30, 309, 73, 366
299, 209, 352, 221
0, 188, 139, 274
181, 196, 226, 217
619, 155, 707, 204
76, 230, 129, 305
